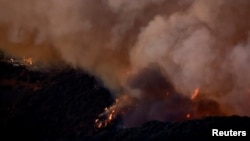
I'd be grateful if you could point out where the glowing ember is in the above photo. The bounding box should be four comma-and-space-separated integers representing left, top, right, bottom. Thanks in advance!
191, 88, 199, 100
23, 57, 33, 65
186, 113, 191, 119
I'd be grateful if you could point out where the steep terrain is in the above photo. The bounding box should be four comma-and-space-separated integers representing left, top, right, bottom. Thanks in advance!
0, 61, 249, 141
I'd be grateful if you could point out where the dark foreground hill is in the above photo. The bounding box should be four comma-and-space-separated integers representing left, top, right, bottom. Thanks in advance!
0, 61, 250, 141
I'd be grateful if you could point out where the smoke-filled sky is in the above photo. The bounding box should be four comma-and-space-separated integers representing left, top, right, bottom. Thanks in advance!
1, 0, 250, 127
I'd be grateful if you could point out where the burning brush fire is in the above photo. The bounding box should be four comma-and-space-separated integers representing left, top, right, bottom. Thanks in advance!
95, 84, 219, 128
95, 98, 119, 128
95, 95, 134, 128
7, 56, 34, 66
23, 57, 33, 65
95, 106, 117, 128
184, 88, 200, 119
191, 88, 199, 100
1, 0, 250, 129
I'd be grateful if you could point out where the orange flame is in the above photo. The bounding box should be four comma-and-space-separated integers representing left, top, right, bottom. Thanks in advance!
95, 108, 117, 128
191, 88, 199, 100
95, 99, 119, 129
94, 95, 134, 129
23, 57, 33, 65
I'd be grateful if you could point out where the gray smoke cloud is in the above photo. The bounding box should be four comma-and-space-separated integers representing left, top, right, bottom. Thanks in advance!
1, 0, 250, 126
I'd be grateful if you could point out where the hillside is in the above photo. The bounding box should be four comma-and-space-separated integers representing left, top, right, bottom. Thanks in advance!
0, 61, 249, 140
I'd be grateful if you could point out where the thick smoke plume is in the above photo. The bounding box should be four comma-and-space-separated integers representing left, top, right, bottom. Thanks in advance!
1, 0, 250, 127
